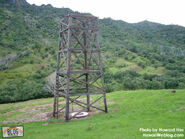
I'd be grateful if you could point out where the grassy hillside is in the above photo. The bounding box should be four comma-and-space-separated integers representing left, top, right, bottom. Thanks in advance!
0, 89, 185, 138
0, 0, 185, 103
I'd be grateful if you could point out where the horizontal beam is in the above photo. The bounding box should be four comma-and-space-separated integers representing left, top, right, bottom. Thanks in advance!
58, 87, 86, 91
58, 92, 104, 97
70, 26, 98, 31
64, 14, 97, 19
58, 49, 100, 53
59, 26, 97, 31
69, 92, 104, 96
57, 70, 100, 75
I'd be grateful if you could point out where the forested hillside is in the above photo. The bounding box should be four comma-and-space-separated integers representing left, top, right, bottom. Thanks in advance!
0, 0, 185, 103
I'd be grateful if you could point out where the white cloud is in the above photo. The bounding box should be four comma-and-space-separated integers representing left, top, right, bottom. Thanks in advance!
27, 0, 185, 27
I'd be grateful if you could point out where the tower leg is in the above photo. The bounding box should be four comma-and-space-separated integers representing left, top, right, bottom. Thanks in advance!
53, 91, 59, 118
87, 93, 90, 111
95, 23, 108, 113
65, 96, 69, 121
103, 92, 108, 113
83, 23, 90, 112
53, 95, 56, 117
86, 74, 90, 111
65, 15, 72, 122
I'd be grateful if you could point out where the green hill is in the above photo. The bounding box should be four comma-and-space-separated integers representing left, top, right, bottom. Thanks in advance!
0, 89, 185, 138
0, 0, 185, 103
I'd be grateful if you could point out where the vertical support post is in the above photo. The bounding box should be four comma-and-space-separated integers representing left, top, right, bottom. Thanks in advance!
53, 93, 58, 118
83, 23, 90, 111
53, 20, 63, 118
53, 77, 59, 118
95, 19, 108, 113
65, 15, 72, 121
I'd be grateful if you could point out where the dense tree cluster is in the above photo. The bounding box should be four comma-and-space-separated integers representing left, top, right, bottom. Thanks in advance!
104, 70, 185, 92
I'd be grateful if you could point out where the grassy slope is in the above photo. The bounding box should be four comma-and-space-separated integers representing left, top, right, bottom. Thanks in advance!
0, 89, 185, 139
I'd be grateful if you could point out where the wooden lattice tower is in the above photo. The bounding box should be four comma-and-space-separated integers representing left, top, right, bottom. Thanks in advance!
53, 14, 108, 121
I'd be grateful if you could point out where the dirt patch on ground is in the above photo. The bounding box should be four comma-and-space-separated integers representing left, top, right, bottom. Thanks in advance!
2, 102, 64, 124
176, 107, 185, 111
2, 98, 117, 124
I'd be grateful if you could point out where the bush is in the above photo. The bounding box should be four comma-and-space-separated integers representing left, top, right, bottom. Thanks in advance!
0, 78, 52, 104
164, 78, 179, 89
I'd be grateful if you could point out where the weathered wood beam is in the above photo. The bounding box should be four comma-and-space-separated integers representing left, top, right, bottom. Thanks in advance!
69, 96, 103, 119
57, 70, 100, 75
65, 15, 72, 121
69, 92, 104, 96
58, 48, 100, 53
65, 14, 97, 19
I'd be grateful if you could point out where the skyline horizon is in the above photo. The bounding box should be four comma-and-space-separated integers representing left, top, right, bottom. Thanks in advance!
26, 0, 185, 27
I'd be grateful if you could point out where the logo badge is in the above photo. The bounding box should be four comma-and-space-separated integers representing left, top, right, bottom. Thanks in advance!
2, 126, 24, 138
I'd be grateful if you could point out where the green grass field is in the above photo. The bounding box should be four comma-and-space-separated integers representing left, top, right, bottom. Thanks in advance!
0, 90, 185, 139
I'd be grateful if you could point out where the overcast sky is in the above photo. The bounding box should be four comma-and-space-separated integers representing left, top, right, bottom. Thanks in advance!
27, 0, 185, 27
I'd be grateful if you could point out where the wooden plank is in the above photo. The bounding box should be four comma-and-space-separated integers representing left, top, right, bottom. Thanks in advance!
58, 87, 86, 91
95, 19, 108, 113
58, 96, 81, 112
60, 21, 68, 27
68, 74, 104, 92
70, 51, 84, 70
65, 15, 72, 121
70, 70, 100, 74
65, 14, 97, 19
69, 26, 98, 31
68, 98, 86, 109
53, 18, 65, 118
60, 28, 68, 34
69, 96, 103, 119
83, 22, 90, 111
69, 96, 102, 106
57, 70, 100, 75
71, 31, 84, 49
58, 48, 100, 53
69, 92, 104, 96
